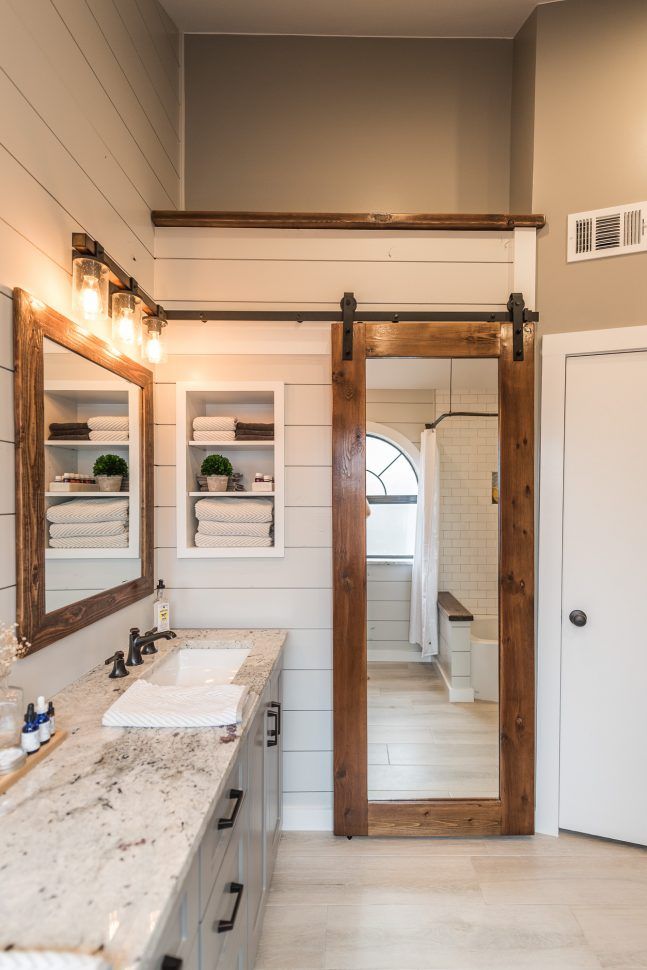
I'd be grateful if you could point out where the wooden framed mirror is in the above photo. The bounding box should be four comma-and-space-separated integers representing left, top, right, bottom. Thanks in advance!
13, 289, 154, 654
332, 319, 535, 837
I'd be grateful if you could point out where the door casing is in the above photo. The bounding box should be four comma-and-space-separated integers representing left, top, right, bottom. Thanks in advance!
332, 319, 535, 837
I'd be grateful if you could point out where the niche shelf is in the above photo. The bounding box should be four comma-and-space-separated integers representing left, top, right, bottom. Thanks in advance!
176, 382, 285, 558
43, 380, 140, 560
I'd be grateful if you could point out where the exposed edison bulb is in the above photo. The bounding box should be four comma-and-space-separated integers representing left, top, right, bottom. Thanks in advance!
144, 317, 167, 365
72, 256, 108, 325
117, 308, 136, 344
112, 290, 142, 358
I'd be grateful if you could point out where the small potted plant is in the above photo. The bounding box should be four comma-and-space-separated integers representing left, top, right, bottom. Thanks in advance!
93, 453, 129, 492
201, 453, 233, 492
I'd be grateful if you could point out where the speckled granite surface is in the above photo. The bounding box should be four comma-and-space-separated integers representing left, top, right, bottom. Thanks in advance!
0, 629, 286, 969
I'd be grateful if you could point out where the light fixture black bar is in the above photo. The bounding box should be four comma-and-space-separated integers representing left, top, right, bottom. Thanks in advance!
72, 232, 161, 318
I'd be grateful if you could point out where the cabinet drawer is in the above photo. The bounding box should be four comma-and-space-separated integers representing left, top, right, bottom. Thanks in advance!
200, 753, 246, 916
200, 827, 247, 970
148, 852, 200, 970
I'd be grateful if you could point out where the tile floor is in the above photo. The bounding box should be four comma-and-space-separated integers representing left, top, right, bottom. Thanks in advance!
255, 830, 647, 969
368, 661, 499, 799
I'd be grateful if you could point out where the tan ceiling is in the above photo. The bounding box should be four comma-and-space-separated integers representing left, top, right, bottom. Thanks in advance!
160, 0, 557, 39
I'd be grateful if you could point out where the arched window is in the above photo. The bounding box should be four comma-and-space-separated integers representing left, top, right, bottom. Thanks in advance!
366, 432, 418, 559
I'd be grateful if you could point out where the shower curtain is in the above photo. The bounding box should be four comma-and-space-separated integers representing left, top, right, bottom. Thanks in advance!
409, 428, 440, 659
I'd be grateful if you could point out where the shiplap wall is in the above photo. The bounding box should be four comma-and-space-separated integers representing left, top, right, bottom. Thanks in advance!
0, 0, 180, 700
154, 226, 532, 830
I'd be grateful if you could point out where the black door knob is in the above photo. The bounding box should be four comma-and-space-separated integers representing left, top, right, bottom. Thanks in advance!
569, 610, 587, 627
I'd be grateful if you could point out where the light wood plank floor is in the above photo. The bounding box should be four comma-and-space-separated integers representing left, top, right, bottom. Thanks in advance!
255, 831, 647, 969
368, 661, 499, 799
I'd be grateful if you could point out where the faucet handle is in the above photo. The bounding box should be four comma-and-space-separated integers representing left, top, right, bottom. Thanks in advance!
105, 651, 129, 679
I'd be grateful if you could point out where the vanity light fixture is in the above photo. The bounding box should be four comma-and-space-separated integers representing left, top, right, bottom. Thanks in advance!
112, 283, 143, 356
72, 248, 109, 325
144, 310, 168, 364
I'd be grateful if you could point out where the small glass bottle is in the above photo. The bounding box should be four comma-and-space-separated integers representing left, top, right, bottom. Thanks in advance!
154, 580, 170, 633
21, 704, 41, 755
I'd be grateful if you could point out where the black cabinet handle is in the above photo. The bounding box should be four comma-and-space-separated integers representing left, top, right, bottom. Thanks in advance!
569, 610, 587, 627
270, 700, 281, 736
215, 882, 244, 933
267, 709, 278, 747
161, 958, 182, 970
217, 789, 244, 830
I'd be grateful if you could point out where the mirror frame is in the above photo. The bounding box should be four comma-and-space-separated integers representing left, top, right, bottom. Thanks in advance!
13, 288, 154, 654
332, 319, 535, 837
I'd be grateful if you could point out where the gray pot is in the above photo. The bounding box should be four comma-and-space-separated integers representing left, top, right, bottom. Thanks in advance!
96, 474, 123, 492
207, 475, 229, 492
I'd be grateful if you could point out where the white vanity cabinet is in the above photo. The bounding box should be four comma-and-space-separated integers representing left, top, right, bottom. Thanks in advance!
150, 654, 283, 970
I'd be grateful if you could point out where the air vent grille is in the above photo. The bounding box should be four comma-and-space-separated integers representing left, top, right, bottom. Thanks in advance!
568, 202, 647, 262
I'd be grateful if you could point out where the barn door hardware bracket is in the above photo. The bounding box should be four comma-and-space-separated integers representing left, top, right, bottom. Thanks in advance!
507, 292, 535, 361
341, 291, 357, 360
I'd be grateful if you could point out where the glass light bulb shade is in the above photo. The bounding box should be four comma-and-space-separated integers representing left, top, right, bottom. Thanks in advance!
72, 257, 109, 324
144, 326, 166, 364
111, 291, 142, 356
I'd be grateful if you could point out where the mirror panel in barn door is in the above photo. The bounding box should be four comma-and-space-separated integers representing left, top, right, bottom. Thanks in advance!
365, 358, 500, 801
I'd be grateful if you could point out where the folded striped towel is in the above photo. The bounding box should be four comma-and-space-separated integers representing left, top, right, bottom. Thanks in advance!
195, 498, 273, 523
102, 679, 248, 727
195, 533, 273, 548
198, 519, 272, 537
0, 954, 111, 970
50, 521, 127, 539
47, 498, 129, 524
88, 416, 129, 431
89, 430, 129, 442
193, 430, 235, 442
193, 415, 237, 431
49, 533, 129, 549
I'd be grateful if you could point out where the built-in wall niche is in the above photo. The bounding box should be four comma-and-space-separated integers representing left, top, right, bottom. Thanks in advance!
176, 382, 285, 558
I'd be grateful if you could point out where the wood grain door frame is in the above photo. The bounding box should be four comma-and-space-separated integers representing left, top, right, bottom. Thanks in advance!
13, 288, 155, 654
332, 319, 535, 837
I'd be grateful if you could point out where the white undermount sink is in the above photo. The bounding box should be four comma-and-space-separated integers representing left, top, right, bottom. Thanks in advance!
144, 646, 250, 687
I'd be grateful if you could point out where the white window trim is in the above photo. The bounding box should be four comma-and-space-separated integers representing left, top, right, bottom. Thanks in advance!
366, 421, 421, 475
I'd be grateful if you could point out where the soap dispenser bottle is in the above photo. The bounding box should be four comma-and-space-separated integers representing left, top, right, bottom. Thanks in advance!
154, 579, 170, 633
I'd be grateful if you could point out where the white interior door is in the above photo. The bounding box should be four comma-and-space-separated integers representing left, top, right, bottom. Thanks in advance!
560, 351, 647, 845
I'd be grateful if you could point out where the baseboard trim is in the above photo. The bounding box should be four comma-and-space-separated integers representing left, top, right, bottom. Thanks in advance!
282, 806, 333, 831
435, 657, 475, 703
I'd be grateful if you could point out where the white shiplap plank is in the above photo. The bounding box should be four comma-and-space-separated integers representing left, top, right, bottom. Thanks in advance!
285, 385, 331, 426
0, 369, 13, 443
154, 227, 514, 263
0, 443, 15, 516
134, 0, 180, 76
4, 0, 177, 210
0, 515, 16, 588
112, 0, 180, 106
154, 424, 175, 465
367, 600, 410, 622
0, 220, 71, 320
284, 426, 332, 467
0, 584, 16, 626
162, 322, 332, 358
154, 353, 331, 384
0, 292, 11, 370
282, 629, 332, 670
368, 562, 413, 582
283, 751, 333, 793
156, 547, 332, 589
285, 507, 331, 548
285, 467, 331, 507
155, 465, 176, 506
155, 257, 513, 305
367, 620, 410, 641
282, 669, 332, 711
282, 710, 333, 752
367, 581, 411, 601
154, 383, 176, 424
169, 588, 332, 629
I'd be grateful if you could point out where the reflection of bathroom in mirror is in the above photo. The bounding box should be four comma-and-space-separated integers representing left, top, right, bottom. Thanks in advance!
366, 357, 499, 801
43, 337, 141, 614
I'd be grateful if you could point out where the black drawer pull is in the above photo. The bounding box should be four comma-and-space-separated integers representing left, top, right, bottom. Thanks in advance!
161, 958, 182, 970
270, 700, 281, 736
267, 709, 279, 747
217, 789, 244, 830
215, 882, 244, 933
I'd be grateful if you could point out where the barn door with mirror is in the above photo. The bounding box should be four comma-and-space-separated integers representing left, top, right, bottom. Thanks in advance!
332, 321, 535, 837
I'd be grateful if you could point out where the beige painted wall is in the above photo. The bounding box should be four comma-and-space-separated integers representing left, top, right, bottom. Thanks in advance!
509, 9, 537, 212
518, 0, 647, 334
184, 35, 513, 212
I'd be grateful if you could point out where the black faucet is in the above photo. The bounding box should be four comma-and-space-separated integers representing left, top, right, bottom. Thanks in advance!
126, 627, 177, 666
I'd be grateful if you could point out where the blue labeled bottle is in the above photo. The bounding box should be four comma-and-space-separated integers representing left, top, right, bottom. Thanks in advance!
35, 696, 51, 743
21, 703, 41, 755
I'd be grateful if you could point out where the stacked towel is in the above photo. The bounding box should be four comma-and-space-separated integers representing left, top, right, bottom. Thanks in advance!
48, 421, 90, 441
46, 498, 129, 550
88, 415, 129, 442
194, 497, 274, 549
235, 421, 274, 441
102, 680, 249, 727
193, 415, 237, 442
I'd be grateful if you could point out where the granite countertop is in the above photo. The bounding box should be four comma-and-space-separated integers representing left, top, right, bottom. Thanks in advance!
0, 628, 286, 968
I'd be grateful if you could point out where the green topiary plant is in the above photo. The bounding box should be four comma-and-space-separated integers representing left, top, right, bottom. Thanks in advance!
201, 454, 233, 477
93, 454, 129, 478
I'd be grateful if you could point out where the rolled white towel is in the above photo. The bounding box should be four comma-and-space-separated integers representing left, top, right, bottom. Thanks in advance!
0, 954, 111, 970
192, 430, 235, 442
195, 533, 273, 548
49, 533, 129, 549
193, 415, 237, 431
198, 519, 272, 537
47, 499, 129, 525
102, 679, 248, 727
87, 416, 129, 432
50, 521, 127, 539
195, 498, 273, 523
89, 430, 129, 442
